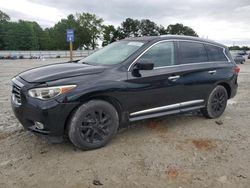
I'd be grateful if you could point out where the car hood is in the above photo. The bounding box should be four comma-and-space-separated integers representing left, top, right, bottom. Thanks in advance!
19, 62, 105, 83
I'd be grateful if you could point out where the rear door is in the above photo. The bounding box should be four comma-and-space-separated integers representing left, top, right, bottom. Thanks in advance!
176, 41, 229, 111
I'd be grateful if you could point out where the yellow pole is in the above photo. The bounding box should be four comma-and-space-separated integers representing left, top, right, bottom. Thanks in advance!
70, 41, 73, 62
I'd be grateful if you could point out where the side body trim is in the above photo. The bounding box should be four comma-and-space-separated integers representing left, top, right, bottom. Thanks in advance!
130, 99, 204, 117
129, 105, 204, 122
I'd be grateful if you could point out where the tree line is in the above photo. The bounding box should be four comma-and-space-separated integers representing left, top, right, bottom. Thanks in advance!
0, 10, 198, 50
228, 46, 250, 51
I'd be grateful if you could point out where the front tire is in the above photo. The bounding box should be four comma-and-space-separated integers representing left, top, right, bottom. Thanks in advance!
201, 85, 228, 119
68, 100, 119, 150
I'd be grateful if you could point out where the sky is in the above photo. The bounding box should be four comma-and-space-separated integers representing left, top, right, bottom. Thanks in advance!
1, 0, 250, 46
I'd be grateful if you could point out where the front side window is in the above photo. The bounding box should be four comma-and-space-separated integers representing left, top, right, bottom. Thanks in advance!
79, 41, 144, 65
205, 44, 228, 61
137, 41, 175, 67
179, 41, 208, 64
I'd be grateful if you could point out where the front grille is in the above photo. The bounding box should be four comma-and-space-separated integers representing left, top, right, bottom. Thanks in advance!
12, 81, 22, 105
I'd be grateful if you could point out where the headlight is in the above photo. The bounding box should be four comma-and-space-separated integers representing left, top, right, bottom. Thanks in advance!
28, 85, 76, 100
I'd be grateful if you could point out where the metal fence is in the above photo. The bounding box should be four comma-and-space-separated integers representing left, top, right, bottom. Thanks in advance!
0, 50, 94, 59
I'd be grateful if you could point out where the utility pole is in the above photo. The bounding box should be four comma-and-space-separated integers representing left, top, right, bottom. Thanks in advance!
69, 41, 73, 62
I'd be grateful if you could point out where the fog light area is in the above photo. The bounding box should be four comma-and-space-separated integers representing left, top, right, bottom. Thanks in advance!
34, 121, 44, 130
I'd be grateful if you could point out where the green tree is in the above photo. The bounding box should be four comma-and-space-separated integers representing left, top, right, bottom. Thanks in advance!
0, 22, 15, 50
166, 23, 198, 37
0, 22, 6, 50
229, 46, 250, 51
158, 25, 168, 35
101, 25, 125, 46
139, 19, 160, 36
0, 10, 10, 22
0, 11, 10, 49
15, 21, 38, 50
115, 26, 126, 40
43, 28, 54, 50
31, 22, 49, 50
241, 46, 250, 51
76, 13, 103, 49
229, 46, 240, 50
121, 18, 140, 38
102, 25, 117, 46
2, 21, 37, 50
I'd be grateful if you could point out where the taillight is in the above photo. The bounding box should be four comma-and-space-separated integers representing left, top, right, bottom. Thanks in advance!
233, 66, 240, 74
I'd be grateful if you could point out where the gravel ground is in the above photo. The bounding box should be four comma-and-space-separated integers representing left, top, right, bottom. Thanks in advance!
0, 58, 249, 188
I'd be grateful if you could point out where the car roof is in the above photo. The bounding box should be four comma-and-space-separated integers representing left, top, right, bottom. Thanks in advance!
123, 35, 227, 48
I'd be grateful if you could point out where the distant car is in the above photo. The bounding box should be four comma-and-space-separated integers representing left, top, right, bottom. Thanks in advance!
233, 54, 245, 64
29, 56, 39, 59
248, 54, 250, 59
5, 55, 11, 59
238, 51, 246, 56
11, 55, 18, 60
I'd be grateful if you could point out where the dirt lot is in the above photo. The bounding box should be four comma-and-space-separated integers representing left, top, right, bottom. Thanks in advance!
0, 58, 250, 188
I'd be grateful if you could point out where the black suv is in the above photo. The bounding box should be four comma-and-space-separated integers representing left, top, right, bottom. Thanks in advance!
11, 35, 239, 150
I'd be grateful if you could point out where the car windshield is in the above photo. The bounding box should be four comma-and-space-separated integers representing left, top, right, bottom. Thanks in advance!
79, 41, 144, 65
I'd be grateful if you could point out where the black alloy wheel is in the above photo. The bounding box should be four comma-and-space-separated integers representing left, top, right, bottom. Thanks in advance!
68, 100, 119, 150
201, 85, 228, 118
80, 109, 112, 144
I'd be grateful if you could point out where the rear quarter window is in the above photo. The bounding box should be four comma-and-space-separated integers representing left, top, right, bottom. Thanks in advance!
205, 44, 228, 62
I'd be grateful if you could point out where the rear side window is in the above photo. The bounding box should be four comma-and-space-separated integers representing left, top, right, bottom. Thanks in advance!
205, 44, 228, 61
179, 41, 208, 64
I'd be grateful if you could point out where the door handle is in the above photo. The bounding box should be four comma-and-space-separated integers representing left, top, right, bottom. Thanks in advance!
208, 70, 216, 74
168, 75, 180, 81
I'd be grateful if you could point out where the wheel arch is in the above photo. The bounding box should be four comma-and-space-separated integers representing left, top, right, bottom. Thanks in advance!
217, 82, 231, 99
63, 95, 127, 134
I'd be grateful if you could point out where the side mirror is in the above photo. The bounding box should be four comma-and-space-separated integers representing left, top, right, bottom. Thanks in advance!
136, 60, 154, 70
132, 60, 154, 77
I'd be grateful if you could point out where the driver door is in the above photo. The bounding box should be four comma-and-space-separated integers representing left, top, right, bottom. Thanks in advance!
125, 41, 185, 118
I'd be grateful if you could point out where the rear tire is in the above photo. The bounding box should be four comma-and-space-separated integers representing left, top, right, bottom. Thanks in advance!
68, 100, 119, 150
201, 85, 228, 119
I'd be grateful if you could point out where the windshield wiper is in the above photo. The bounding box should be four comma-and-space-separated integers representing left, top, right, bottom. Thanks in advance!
81, 61, 90, 65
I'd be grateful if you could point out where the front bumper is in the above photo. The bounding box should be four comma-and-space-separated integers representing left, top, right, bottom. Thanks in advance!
11, 98, 78, 137
11, 78, 79, 137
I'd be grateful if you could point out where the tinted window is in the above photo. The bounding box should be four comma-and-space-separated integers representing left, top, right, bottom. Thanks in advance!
138, 42, 175, 67
205, 44, 228, 61
179, 41, 208, 64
